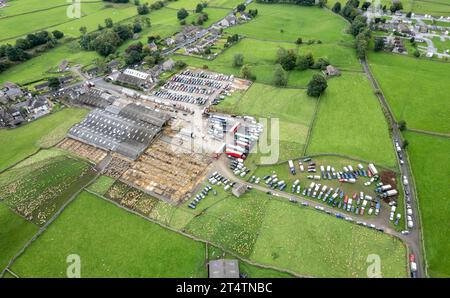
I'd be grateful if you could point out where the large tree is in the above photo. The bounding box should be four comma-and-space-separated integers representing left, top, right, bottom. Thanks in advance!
233, 53, 244, 67
273, 64, 288, 87
177, 8, 189, 20
307, 74, 328, 97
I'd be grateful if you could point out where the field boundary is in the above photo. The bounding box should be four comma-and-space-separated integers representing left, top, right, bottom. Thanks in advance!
0, 171, 100, 278
405, 128, 450, 139
302, 95, 321, 156
86, 189, 306, 278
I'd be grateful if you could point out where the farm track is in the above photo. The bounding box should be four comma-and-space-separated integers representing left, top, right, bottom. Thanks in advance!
360, 58, 425, 278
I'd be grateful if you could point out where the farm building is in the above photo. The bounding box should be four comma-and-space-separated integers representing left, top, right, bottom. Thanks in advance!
67, 104, 168, 160
232, 183, 248, 198
324, 65, 341, 77
75, 88, 117, 109
162, 59, 175, 71
116, 69, 153, 89
209, 259, 239, 278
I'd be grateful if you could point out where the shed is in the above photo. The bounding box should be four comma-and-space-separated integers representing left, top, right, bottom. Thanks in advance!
162, 59, 175, 71
324, 65, 341, 77
232, 183, 248, 198
209, 259, 239, 278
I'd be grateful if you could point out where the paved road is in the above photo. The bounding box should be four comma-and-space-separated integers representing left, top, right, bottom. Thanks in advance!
360, 58, 425, 278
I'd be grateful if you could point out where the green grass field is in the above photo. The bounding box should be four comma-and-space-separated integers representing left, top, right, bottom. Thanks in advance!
174, 38, 299, 85
0, 154, 96, 226
8, 191, 208, 277
307, 72, 397, 169
86, 175, 116, 195
432, 37, 450, 54
0, 203, 38, 273
0, 1, 136, 43
0, 40, 100, 85
226, 4, 352, 44
183, 186, 407, 277
368, 53, 450, 134
0, 108, 88, 171
326, 0, 450, 17
185, 190, 270, 258
251, 198, 407, 277
403, 132, 450, 277
215, 83, 317, 163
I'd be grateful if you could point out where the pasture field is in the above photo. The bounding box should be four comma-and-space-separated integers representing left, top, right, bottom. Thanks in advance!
184, 190, 270, 258
0, 154, 96, 226
250, 198, 408, 277
215, 83, 317, 163
8, 191, 208, 277
0, 1, 136, 43
368, 52, 450, 134
403, 132, 450, 277
226, 4, 352, 44
0, 40, 100, 84
0, 107, 89, 171
432, 37, 450, 54
173, 4, 361, 87
306, 72, 397, 170
0, 203, 38, 272
174, 38, 299, 85
207, 246, 294, 278
208, 0, 244, 8
104, 180, 197, 229
86, 175, 116, 195
326, 0, 450, 16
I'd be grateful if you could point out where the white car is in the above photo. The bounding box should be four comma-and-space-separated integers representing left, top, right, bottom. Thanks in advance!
401, 230, 410, 235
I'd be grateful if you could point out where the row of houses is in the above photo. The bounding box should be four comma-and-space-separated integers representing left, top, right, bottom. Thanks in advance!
0, 96, 51, 127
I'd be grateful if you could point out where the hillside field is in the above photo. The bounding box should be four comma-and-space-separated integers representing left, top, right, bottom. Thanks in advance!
0, 108, 88, 171
403, 132, 450, 277
368, 53, 450, 134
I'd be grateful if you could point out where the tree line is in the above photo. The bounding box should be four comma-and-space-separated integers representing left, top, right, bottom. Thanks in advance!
0, 30, 64, 73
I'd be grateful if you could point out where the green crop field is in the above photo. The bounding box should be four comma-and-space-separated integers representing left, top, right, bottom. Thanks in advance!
0, 154, 96, 225
0, 108, 88, 171
251, 198, 407, 277
432, 37, 450, 54
403, 132, 450, 277
8, 191, 208, 277
215, 83, 317, 163
307, 72, 397, 169
0, 203, 38, 272
369, 53, 450, 134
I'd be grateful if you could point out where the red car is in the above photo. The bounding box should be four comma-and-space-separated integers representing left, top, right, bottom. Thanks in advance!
409, 254, 415, 263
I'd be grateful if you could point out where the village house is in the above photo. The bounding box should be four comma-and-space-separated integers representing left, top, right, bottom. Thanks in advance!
162, 59, 175, 71
59, 60, 69, 72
